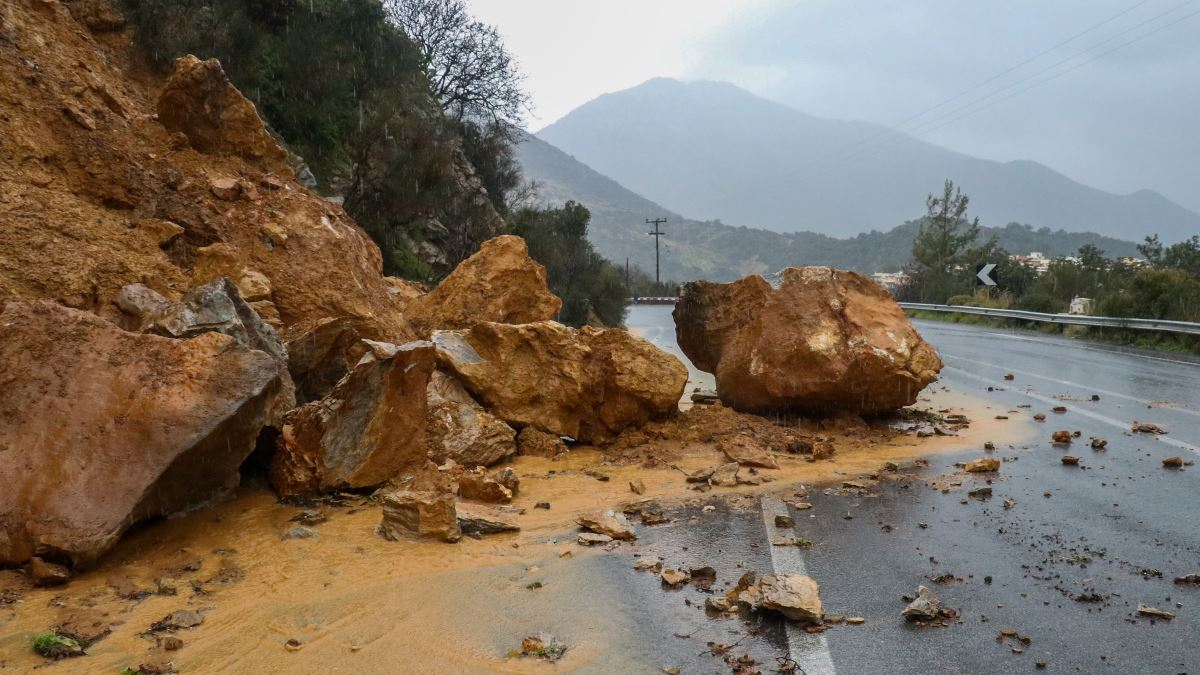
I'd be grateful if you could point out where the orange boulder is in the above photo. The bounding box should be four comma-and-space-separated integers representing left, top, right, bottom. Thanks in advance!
433, 321, 687, 443
405, 235, 562, 334
674, 267, 942, 414
0, 301, 283, 569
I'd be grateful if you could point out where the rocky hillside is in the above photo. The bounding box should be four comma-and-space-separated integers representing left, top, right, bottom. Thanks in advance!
517, 134, 1142, 282
536, 78, 1200, 243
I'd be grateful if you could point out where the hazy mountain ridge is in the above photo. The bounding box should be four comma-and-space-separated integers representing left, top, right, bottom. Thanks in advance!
536, 78, 1200, 243
517, 133, 1141, 282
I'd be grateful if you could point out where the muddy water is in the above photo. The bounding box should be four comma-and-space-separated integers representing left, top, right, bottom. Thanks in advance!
0, 387, 1033, 674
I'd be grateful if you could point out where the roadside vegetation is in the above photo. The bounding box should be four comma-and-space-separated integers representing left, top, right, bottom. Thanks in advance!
506, 201, 628, 327
899, 181, 1200, 353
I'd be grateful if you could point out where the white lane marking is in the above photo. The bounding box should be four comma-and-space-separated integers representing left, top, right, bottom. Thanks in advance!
940, 354, 1200, 417
1096, 350, 1200, 368
760, 495, 837, 675
943, 364, 1200, 454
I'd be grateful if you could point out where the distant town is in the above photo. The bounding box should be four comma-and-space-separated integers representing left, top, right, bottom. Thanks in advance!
871, 251, 1150, 292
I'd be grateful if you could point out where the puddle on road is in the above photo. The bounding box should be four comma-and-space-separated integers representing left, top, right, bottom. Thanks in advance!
0, 388, 1032, 673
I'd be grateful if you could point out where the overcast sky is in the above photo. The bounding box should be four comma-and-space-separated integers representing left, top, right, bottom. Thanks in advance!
467, 0, 1200, 212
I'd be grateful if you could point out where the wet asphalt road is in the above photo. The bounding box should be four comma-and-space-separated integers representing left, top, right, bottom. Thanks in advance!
615, 308, 1200, 674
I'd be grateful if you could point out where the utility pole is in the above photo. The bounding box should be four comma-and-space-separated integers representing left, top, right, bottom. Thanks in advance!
646, 218, 667, 284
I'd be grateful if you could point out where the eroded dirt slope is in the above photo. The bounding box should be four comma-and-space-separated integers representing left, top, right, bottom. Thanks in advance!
0, 0, 411, 340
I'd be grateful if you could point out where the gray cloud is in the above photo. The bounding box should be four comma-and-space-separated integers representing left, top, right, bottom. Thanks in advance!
688, 0, 1200, 211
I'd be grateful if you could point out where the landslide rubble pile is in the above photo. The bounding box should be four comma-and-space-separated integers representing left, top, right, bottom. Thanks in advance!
0, 0, 691, 576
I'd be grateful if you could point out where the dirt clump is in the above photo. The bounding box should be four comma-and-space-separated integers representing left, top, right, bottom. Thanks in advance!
1133, 422, 1167, 434
964, 457, 1000, 473
603, 403, 839, 469
54, 609, 113, 648
718, 434, 781, 469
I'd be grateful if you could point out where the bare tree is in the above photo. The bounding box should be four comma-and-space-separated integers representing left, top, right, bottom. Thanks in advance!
385, 0, 529, 126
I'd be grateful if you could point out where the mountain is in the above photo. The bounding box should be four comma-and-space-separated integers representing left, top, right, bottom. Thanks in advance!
536, 78, 1200, 243
516, 134, 1141, 282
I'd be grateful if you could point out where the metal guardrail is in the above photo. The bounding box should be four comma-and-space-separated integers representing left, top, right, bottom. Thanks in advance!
900, 303, 1200, 336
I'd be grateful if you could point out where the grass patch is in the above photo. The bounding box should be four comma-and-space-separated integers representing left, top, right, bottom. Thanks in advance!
533, 642, 567, 660
30, 631, 82, 660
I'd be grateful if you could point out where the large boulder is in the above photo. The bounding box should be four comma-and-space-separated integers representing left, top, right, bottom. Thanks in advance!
269, 340, 435, 496
156, 55, 288, 166
0, 301, 283, 568
433, 321, 687, 443
426, 371, 517, 468
405, 236, 561, 334
674, 267, 942, 414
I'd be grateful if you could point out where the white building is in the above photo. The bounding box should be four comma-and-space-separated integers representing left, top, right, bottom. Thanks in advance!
871, 271, 908, 292
1009, 251, 1051, 275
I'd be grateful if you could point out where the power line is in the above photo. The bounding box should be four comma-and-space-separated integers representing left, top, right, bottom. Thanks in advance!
900, 7, 1200, 144
813, 1, 1200, 174
818, 0, 1158, 164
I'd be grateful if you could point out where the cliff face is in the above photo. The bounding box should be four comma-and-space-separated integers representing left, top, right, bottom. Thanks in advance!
0, 0, 412, 341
